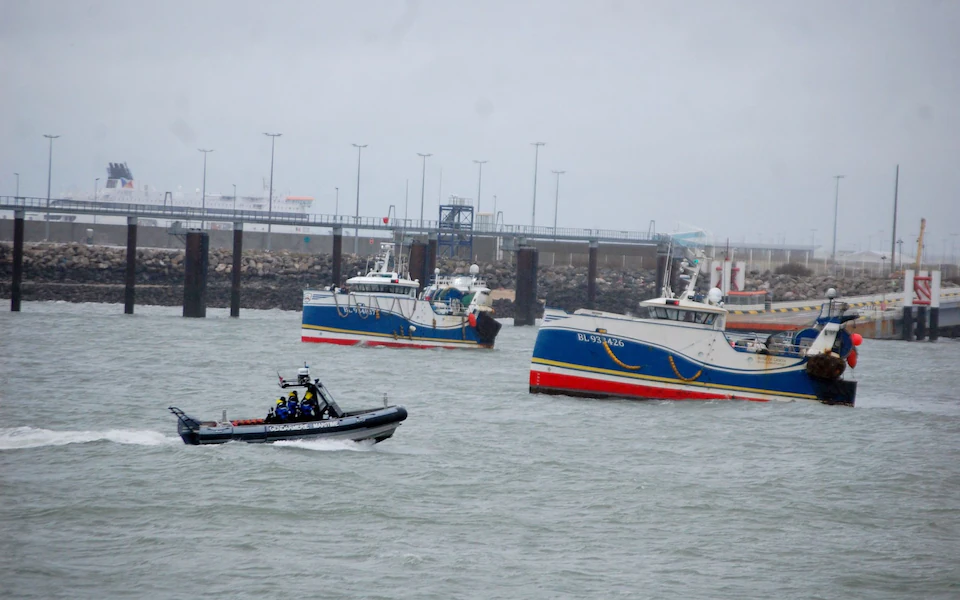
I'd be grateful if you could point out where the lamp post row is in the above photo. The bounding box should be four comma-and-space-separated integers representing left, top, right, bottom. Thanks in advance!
29, 138, 576, 249
30, 137, 946, 267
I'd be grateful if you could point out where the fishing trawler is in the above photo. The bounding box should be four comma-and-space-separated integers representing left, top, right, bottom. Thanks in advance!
530, 243, 861, 405
301, 242, 502, 349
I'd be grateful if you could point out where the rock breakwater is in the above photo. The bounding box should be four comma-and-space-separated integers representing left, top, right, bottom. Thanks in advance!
1, 243, 908, 314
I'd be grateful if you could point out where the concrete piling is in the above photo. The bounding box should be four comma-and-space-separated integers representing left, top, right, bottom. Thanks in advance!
515, 246, 539, 326
10, 209, 24, 312
331, 226, 342, 288
902, 270, 914, 341
929, 270, 941, 342
230, 222, 243, 318
427, 233, 438, 286
915, 306, 927, 341
655, 245, 669, 296
407, 240, 427, 290
901, 306, 914, 341
124, 216, 137, 314
183, 231, 209, 318
587, 240, 598, 309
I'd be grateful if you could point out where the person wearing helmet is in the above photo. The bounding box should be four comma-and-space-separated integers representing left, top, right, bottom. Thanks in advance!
300, 389, 321, 420
286, 391, 300, 421
270, 395, 289, 422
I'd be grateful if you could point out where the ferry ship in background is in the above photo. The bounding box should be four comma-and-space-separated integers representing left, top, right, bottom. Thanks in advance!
54, 162, 314, 232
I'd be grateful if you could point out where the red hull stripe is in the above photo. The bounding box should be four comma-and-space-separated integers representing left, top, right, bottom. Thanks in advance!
301, 335, 481, 350
530, 370, 770, 402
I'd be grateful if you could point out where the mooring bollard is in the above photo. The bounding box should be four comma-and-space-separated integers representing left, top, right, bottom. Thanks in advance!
124, 216, 137, 315
11, 209, 25, 312
183, 231, 209, 318
331, 226, 343, 289
230, 222, 243, 318
515, 245, 539, 326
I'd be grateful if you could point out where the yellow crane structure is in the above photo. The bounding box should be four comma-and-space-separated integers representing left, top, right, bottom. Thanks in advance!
914, 218, 926, 270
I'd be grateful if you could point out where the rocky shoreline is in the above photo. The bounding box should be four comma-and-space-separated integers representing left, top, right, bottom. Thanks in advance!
1, 242, 915, 315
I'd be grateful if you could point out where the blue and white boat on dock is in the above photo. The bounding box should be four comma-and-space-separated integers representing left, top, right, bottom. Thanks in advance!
302, 243, 502, 349
530, 245, 861, 405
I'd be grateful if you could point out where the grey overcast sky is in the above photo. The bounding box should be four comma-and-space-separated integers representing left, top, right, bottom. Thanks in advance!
2, 0, 958, 255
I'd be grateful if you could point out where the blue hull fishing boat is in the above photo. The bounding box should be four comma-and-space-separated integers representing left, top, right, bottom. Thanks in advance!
302, 243, 502, 349
530, 241, 860, 405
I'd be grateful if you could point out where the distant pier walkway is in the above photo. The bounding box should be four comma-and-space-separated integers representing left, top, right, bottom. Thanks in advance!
0, 196, 662, 246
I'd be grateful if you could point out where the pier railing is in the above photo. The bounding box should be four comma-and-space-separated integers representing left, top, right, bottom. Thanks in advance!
0, 196, 664, 246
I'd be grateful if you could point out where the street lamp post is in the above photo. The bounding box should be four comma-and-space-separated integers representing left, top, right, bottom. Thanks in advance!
198, 148, 213, 230
43, 134, 60, 241
417, 153, 432, 224
473, 160, 487, 215
264, 132, 282, 251
551, 170, 565, 239
530, 142, 545, 227
335, 187, 339, 217
831, 174, 845, 262
14, 172, 19, 198
352, 143, 367, 254
94, 177, 100, 224
232, 183, 237, 215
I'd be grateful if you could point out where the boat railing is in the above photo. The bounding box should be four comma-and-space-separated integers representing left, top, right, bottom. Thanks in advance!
429, 297, 468, 316
723, 330, 808, 357
431, 275, 487, 289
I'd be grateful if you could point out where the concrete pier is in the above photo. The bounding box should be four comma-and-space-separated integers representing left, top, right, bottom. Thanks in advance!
331, 226, 343, 288
124, 216, 137, 315
515, 246, 539, 326
10, 209, 24, 312
587, 240, 598, 309
183, 231, 209, 318
230, 222, 243, 318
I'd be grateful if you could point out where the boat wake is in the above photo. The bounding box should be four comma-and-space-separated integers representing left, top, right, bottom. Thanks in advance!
272, 438, 378, 452
0, 426, 179, 450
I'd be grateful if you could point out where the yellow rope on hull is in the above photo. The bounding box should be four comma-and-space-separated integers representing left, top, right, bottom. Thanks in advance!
602, 339, 643, 370
668, 355, 702, 382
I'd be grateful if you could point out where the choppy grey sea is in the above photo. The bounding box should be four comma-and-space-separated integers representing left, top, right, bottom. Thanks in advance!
1, 302, 958, 599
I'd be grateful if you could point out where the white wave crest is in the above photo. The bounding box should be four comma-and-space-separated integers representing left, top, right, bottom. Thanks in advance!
0, 427, 178, 450
272, 438, 376, 452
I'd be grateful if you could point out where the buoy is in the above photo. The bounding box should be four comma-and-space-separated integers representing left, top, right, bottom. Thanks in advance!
468, 313, 478, 327
851, 333, 863, 346
847, 349, 858, 368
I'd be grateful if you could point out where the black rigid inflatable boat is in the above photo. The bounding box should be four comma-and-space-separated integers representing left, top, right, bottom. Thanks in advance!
169, 366, 407, 445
